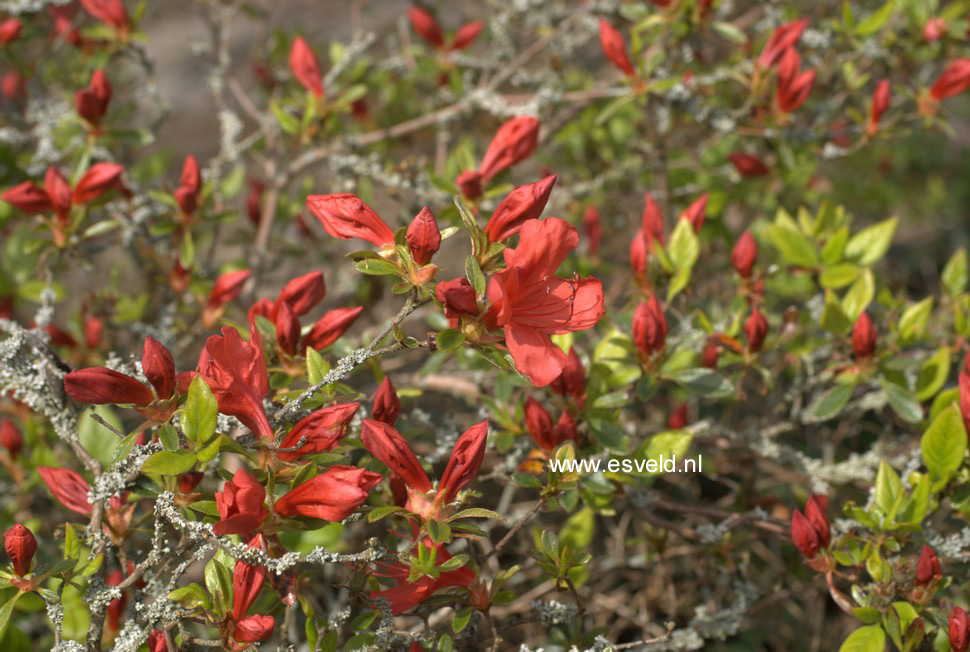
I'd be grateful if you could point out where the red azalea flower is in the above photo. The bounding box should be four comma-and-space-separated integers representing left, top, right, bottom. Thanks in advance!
75, 69, 112, 128
38, 467, 93, 515
4, 524, 36, 577
484, 175, 556, 242
371, 376, 401, 426
632, 296, 667, 358
549, 347, 585, 403
406, 206, 441, 265
679, 193, 708, 233
450, 21, 483, 51
436, 278, 479, 320
276, 271, 325, 317
214, 470, 268, 536
274, 465, 382, 521
197, 324, 272, 438
731, 230, 758, 277
408, 7, 444, 48
289, 36, 324, 98
174, 155, 201, 217
302, 306, 364, 350
930, 58, 970, 102
80, 0, 129, 32
485, 218, 605, 387
232, 534, 268, 622
852, 312, 877, 358
478, 116, 540, 181
598, 20, 635, 77
305, 193, 395, 248
1, 418, 23, 459
277, 402, 359, 461
867, 79, 890, 135
371, 539, 476, 614
641, 193, 665, 250
758, 18, 808, 69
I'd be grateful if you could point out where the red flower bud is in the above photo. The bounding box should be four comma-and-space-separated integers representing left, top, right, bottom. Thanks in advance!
478, 116, 540, 181
484, 175, 556, 242
274, 301, 301, 356
372, 376, 401, 426
276, 271, 325, 317
701, 340, 721, 368
178, 471, 204, 494
916, 544, 941, 586
44, 166, 72, 219
728, 152, 769, 177
278, 402, 359, 461
552, 410, 578, 445
72, 162, 123, 204
84, 315, 102, 349
524, 397, 554, 451
951, 607, 969, 652
232, 533, 268, 622
301, 306, 364, 351
960, 350, 970, 434
632, 296, 667, 357
214, 469, 268, 536
437, 420, 488, 505
408, 7, 444, 48
924, 17, 947, 42
630, 228, 647, 281
289, 36, 324, 98
142, 336, 176, 400
406, 206, 441, 265
75, 69, 112, 128
361, 419, 431, 495
38, 466, 93, 515
667, 403, 688, 429
790, 509, 821, 558
80, 0, 129, 32
450, 21, 483, 51
233, 614, 275, 643
549, 347, 585, 402
0, 70, 26, 105
455, 169, 483, 200
641, 193, 665, 250
804, 495, 830, 548
758, 18, 808, 69
598, 20, 635, 77
931, 58, 970, 102
147, 631, 166, 652
852, 312, 877, 359
0, 418, 23, 459
743, 308, 769, 353
867, 79, 890, 135
207, 269, 251, 309
0, 19, 21, 44
4, 524, 36, 577
64, 367, 154, 406
174, 155, 201, 216
775, 50, 815, 113
436, 278, 479, 319
274, 465, 381, 521
246, 178, 264, 226
2, 181, 53, 214
583, 205, 602, 255
731, 230, 758, 278
306, 193, 395, 248
679, 193, 708, 233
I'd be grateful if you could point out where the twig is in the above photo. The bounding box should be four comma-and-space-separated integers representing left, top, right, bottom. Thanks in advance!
484, 499, 543, 560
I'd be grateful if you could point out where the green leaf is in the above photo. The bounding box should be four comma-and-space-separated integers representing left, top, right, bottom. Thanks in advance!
921, 403, 967, 482
447, 508, 506, 521
668, 219, 699, 271
804, 383, 855, 423
306, 347, 328, 385
464, 255, 486, 297
665, 368, 734, 398
898, 297, 933, 342
855, 0, 895, 36
141, 450, 196, 476
204, 556, 232, 617
181, 376, 218, 444
270, 99, 300, 134
841, 268, 874, 322
943, 248, 968, 296
367, 506, 405, 522
167, 583, 211, 610
64, 524, 79, 560
820, 263, 861, 289
110, 431, 140, 467
914, 347, 950, 402
838, 625, 885, 652
452, 607, 473, 633
436, 328, 465, 353
159, 423, 179, 452
355, 258, 401, 276
78, 406, 122, 466
874, 460, 903, 517
427, 520, 451, 544
768, 223, 818, 268
711, 21, 747, 44
0, 590, 24, 641
881, 380, 923, 424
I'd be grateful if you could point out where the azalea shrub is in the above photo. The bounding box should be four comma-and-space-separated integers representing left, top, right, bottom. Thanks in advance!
2, 0, 970, 651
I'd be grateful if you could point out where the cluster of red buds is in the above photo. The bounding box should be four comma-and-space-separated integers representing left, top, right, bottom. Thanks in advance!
408, 6, 483, 53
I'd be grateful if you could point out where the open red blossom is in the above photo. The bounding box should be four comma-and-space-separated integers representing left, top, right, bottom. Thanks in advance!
641, 193, 665, 250
679, 193, 708, 233
274, 465, 381, 521
852, 312, 877, 358
38, 466, 92, 515
930, 58, 970, 101
729, 152, 769, 177
549, 347, 585, 403
2, 180, 53, 214
743, 308, 769, 353
916, 544, 941, 586
406, 206, 441, 265
408, 7, 444, 48
4, 524, 36, 577
371, 376, 402, 426
436, 278, 478, 320
75, 69, 112, 128
790, 509, 820, 558
306, 193, 395, 248
0, 18, 21, 44
484, 175, 556, 242
477, 116, 540, 182
583, 205, 602, 255
80, 0, 128, 32
233, 614, 275, 644
1, 418, 23, 459
232, 534, 268, 622
197, 324, 272, 438
214, 470, 268, 536
758, 18, 808, 69
485, 218, 605, 387
289, 36, 324, 98
450, 21, 483, 51
302, 306, 364, 351
731, 230, 758, 277
633, 296, 667, 358
952, 607, 969, 652
867, 80, 890, 136
277, 402, 359, 461
207, 269, 251, 309
524, 397, 554, 451
372, 539, 476, 614
174, 155, 201, 216
276, 271, 325, 317
598, 20, 635, 77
